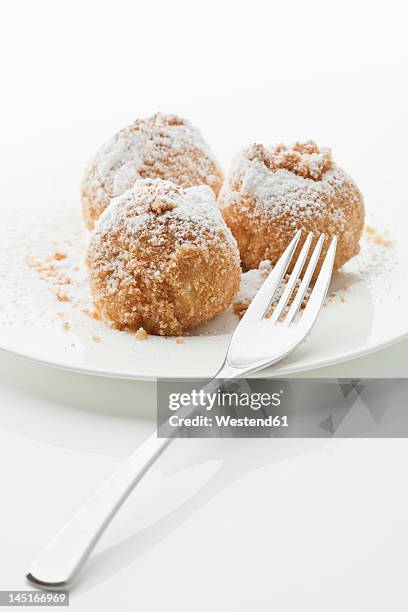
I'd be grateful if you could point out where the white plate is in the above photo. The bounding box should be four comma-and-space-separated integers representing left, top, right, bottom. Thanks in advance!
0, 159, 406, 380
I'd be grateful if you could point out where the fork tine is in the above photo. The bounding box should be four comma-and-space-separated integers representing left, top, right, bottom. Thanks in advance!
269, 232, 313, 323
284, 233, 326, 325
242, 230, 302, 322
298, 236, 337, 325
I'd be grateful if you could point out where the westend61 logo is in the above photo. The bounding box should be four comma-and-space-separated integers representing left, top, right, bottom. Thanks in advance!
169, 388, 283, 411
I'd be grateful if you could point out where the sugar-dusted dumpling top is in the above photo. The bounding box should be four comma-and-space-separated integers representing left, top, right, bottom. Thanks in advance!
219, 140, 365, 276
81, 113, 224, 229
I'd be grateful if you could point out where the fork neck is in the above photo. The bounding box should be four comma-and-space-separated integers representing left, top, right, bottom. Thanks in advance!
214, 361, 246, 380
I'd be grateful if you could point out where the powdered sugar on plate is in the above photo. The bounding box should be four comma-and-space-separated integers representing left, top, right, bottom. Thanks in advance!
0, 165, 403, 379
0, 193, 396, 337
233, 260, 312, 319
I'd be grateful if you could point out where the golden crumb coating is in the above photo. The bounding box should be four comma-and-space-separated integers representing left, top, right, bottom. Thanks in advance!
219, 141, 365, 276
81, 113, 224, 229
87, 179, 240, 336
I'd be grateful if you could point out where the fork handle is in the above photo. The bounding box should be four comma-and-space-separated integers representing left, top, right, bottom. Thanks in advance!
26, 364, 240, 589
26, 431, 173, 588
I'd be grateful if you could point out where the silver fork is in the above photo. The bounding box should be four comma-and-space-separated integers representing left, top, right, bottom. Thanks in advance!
26, 230, 337, 589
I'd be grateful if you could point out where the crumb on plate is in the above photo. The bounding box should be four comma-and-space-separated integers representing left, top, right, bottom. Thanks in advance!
53, 252, 67, 261
56, 293, 71, 302
135, 327, 148, 340
364, 225, 394, 246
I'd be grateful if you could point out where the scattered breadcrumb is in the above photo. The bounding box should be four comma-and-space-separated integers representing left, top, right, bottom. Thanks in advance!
372, 234, 394, 246
364, 225, 394, 246
135, 327, 148, 340
27, 256, 71, 283
340, 295, 347, 303
91, 334, 101, 343
176, 337, 184, 344
82, 307, 101, 320
62, 321, 71, 330
324, 291, 337, 304
26, 257, 56, 277
53, 252, 66, 261
56, 293, 71, 302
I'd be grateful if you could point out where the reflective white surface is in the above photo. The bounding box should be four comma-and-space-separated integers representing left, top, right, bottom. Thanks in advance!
1, 343, 408, 610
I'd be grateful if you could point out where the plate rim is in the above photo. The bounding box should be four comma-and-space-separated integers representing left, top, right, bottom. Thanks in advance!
1, 327, 407, 380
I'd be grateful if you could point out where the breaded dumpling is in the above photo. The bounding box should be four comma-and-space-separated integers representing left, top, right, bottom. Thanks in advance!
219, 141, 364, 275
87, 178, 240, 336
81, 113, 224, 229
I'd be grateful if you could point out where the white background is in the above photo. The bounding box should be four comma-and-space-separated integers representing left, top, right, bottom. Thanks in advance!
1, 0, 408, 177
1, 1, 408, 610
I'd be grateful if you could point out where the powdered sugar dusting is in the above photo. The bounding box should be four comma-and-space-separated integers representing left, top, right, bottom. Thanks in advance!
0, 165, 401, 376
233, 260, 311, 318
96, 179, 227, 239
86, 178, 241, 335
219, 141, 364, 230
81, 113, 223, 228
90, 179, 238, 294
